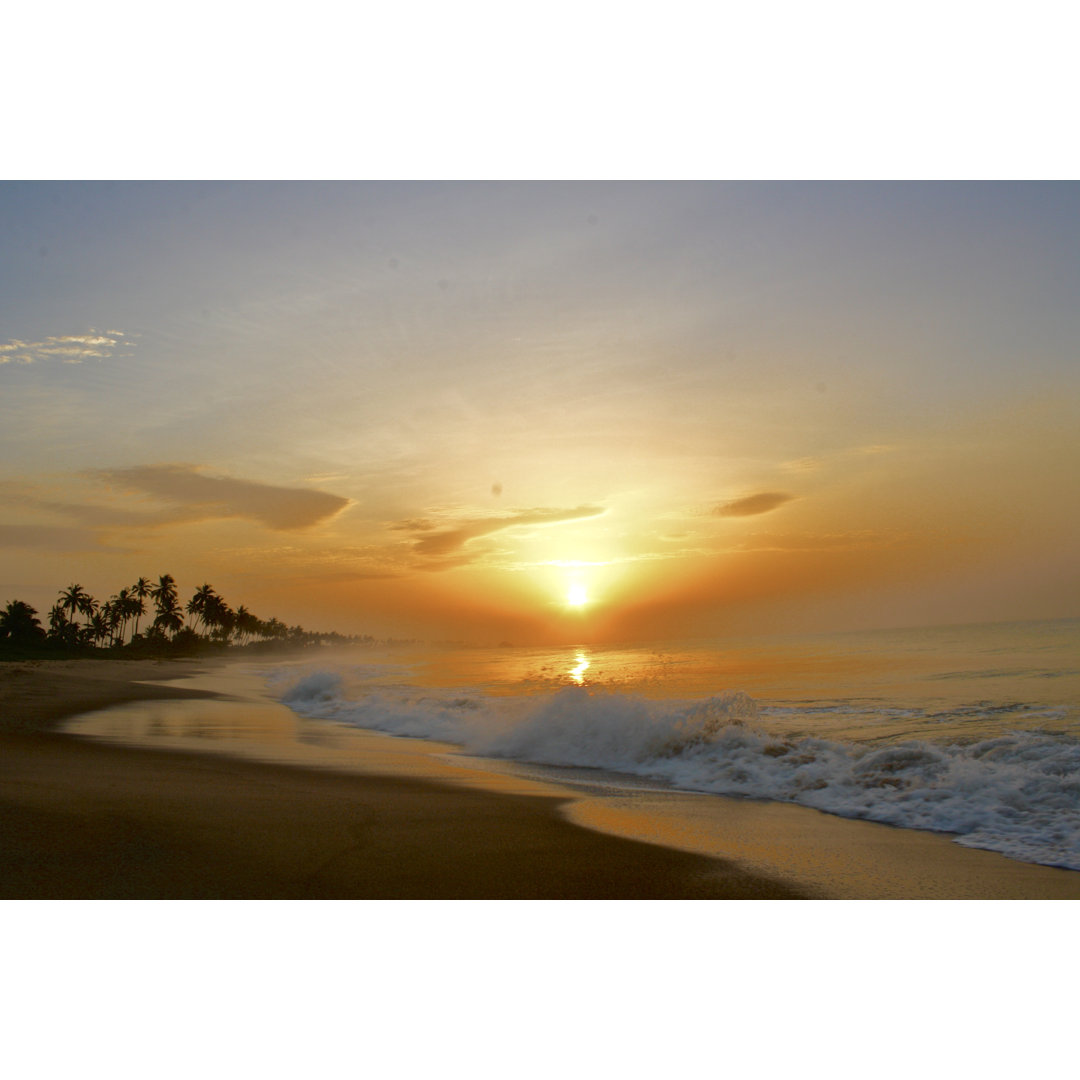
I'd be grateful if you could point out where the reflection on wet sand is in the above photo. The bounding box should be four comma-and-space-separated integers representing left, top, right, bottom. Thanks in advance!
66, 696, 464, 778
62, 666, 572, 799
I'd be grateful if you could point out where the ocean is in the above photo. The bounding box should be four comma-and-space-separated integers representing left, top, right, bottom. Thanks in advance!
268, 618, 1080, 871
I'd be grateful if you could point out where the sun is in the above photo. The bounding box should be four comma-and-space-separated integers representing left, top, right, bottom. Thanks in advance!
566, 583, 588, 608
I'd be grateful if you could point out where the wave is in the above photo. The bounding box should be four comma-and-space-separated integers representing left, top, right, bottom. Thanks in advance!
276, 668, 1080, 871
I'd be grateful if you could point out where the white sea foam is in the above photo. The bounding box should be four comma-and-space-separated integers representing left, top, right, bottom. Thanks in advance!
275, 666, 1080, 871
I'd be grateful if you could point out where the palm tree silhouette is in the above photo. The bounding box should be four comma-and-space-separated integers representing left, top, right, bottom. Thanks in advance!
59, 584, 96, 632
187, 583, 218, 635
7, 572, 361, 655
101, 597, 117, 645
150, 574, 182, 639
153, 602, 184, 639
131, 577, 152, 637
108, 587, 133, 645
123, 589, 142, 643
202, 594, 234, 643
234, 605, 259, 645
88, 611, 110, 647
150, 574, 177, 612
0, 600, 46, 644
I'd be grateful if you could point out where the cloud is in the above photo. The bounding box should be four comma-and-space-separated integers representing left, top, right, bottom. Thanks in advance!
715, 492, 797, 517
25, 497, 178, 530
0, 524, 126, 553
0, 330, 131, 365
92, 465, 350, 530
399, 505, 606, 566
214, 544, 405, 583
780, 458, 821, 474
0, 481, 200, 535
727, 530, 899, 553
389, 518, 438, 533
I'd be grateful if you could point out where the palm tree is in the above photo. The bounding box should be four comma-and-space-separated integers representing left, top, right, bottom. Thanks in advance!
48, 603, 67, 635
0, 600, 46, 645
203, 594, 234, 643
150, 574, 177, 612
234, 605, 258, 645
43, 604, 78, 648
88, 611, 111, 648
153, 601, 184, 639
101, 598, 117, 645
131, 577, 151, 637
187, 584, 218, 635
149, 574, 181, 638
121, 588, 142, 644
59, 584, 94, 630
102, 590, 137, 647
108, 587, 134, 645
215, 603, 236, 644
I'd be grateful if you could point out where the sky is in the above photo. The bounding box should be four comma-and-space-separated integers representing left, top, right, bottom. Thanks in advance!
1, 181, 1078, 643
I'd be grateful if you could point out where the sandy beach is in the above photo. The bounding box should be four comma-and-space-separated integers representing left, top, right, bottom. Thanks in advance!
0, 659, 804, 899
2, 658, 1079, 899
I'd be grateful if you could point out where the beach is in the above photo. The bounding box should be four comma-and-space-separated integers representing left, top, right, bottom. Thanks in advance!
3, 657, 1080, 899
0, 659, 804, 899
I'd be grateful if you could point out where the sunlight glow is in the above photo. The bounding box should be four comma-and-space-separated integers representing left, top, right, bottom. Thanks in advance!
567, 583, 588, 608
569, 651, 591, 684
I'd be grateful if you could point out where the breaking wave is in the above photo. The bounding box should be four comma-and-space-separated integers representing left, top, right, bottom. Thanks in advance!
276, 669, 1080, 871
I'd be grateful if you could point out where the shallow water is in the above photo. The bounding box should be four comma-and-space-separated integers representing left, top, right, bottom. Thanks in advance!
261, 618, 1080, 871
63, 618, 1080, 876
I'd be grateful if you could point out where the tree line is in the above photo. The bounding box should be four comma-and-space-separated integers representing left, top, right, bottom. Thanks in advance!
0, 574, 375, 655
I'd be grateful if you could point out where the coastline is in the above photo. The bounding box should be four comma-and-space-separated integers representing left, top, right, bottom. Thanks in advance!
0, 658, 806, 899
0, 657, 223, 732
4, 657, 1080, 899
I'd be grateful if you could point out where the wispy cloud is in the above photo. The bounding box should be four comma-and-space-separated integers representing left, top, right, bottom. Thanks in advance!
22, 497, 176, 530
727, 530, 900, 553
92, 465, 350, 530
397, 505, 606, 568
0, 329, 131, 365
214, 544, 405, 583
0, 523, 127, 553
780, 458, 821, 474
715, 492, 797, 518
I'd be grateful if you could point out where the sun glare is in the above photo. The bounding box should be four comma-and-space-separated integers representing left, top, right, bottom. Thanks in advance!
566, 583, 588, 608
569, 651, 591, 684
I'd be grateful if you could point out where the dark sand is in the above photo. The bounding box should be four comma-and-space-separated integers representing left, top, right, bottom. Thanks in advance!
0, 658, 221, 733
0, 660, 805, 899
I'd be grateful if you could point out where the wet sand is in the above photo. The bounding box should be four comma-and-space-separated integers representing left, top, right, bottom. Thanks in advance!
0, 658, 221, 732
0, 660, 803, 899
3, 658, 1079, 899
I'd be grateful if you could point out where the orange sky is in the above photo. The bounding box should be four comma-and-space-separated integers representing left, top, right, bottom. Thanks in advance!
1, 182, 1077, 643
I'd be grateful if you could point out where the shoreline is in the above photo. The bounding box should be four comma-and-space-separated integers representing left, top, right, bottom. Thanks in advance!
0, 657, 223, 733
0, 658, 808, 899
3, 657, 1080, 899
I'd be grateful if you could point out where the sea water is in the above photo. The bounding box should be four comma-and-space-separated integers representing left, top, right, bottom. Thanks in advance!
266, 618, 1080, 871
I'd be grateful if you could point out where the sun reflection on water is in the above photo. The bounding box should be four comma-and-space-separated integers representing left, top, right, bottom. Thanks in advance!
569, 650, 591, 685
